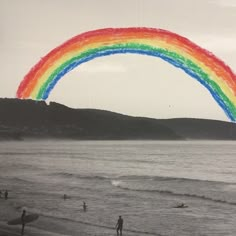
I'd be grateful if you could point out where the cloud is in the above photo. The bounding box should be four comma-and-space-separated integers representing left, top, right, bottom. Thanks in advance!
213, 0, 236, 7
190, 34, 236, 53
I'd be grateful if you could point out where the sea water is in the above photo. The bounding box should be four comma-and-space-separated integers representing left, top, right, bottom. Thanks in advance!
0, 140, 235, 235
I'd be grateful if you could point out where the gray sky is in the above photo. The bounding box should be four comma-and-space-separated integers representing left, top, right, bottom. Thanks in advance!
1, 0, 236, 121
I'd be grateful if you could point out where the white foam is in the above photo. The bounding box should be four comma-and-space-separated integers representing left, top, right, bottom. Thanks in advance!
111, 180, 122, 187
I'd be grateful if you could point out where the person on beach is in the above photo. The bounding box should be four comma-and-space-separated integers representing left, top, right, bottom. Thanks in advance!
115, 215, 123, 236
83, 201, 87, 212
0, 190, 2, 198
21, 210, 26, 236
4, 190, 8, 200
63, 194, 67, 200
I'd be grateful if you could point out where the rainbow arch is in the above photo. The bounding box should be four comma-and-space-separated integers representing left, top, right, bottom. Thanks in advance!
16, 27, 236, 121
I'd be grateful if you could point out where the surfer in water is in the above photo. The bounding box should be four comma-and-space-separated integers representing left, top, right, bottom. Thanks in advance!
21, 210, 26, 235
83, 201, 87, 212
4, 190, 8, 200
176, 203, 188, 208
115, 215, 123, 236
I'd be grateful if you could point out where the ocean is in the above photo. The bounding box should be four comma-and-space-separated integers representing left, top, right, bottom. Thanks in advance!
0, 140, 235, 236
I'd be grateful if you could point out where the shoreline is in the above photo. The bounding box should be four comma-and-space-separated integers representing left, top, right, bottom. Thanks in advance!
0, 198, 146, 236
1, 140, 235, 236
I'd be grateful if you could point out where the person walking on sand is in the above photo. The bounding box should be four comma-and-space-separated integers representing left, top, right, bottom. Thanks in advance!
83, 201, 87, 212
4, 190, 8, 200
115, 215, 123, 236
21, 210, 26, 236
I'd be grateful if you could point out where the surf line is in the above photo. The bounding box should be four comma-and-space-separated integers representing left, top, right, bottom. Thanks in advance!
114, 185, 236, 206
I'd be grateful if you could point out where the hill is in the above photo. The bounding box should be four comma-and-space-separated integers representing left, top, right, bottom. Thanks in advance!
0, 98, 235, 140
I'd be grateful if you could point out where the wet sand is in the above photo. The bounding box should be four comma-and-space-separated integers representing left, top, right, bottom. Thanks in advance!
0, 197, 142, 236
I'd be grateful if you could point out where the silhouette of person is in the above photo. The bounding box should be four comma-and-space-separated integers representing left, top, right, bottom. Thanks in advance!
21, 210, 26, 236
4, 190, 8, 200
0, 190, 2, 198
63, 194, 67, 200
116, 216, 123, 236
83, 201, 87, 212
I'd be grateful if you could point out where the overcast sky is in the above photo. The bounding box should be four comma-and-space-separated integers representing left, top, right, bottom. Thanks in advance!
1, 0, 236, 121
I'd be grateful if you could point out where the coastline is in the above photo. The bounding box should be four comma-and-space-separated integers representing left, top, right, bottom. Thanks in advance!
1, 140, 235, 236
0, 197, 142, 236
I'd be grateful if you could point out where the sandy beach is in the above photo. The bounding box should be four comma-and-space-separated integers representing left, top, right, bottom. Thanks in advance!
0, 196, 145, 236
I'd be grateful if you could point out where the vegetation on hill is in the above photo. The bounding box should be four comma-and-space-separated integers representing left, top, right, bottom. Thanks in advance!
0, 98, 235, 140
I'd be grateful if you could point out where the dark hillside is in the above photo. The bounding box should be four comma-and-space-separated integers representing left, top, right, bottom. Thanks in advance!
0, 98, 236, 140
0, 98, 179, 140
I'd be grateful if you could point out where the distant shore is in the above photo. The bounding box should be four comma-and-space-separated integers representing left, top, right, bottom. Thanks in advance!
1, 98, 236, 140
